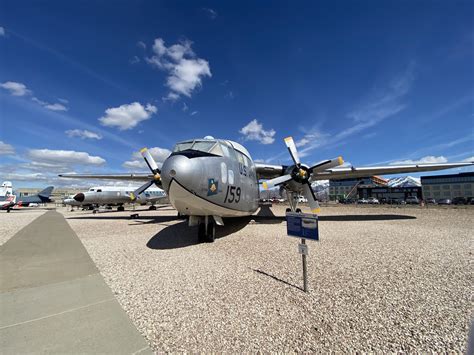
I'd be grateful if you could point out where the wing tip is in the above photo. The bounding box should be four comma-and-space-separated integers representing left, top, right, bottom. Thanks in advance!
140, 147, 148, 153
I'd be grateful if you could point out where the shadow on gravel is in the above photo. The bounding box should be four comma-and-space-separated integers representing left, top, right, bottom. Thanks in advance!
319, 214, 416, 221
252, 269, 303, 292
66, 215, 178, 223
147, 217, 250, 249
250, 214, 416, 222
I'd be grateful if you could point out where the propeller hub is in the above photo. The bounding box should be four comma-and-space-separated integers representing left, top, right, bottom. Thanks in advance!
290, 165, 310, 184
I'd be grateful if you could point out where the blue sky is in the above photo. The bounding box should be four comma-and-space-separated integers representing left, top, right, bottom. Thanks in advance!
0, 0, 473, 187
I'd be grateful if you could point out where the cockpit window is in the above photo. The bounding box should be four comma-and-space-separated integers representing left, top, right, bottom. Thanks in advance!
173, 140, 218, 154
173, 141, 193, 152
210, 143, 223, 156
191, 141, 216, 152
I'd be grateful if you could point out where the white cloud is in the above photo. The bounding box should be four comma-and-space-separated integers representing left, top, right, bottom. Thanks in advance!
130, 55, 140, 64
182, 102, 188, 111
390, 156, 448, 165
162, 92, 180, 102
296, 138, 310, 147
32, 96, 68, 111
0, 141, 15, 155
137, 41, 146, 49
58, 98, 69, 104
167, 58, 211, 97
2, 172, 47, 181
123, 146, 171, 170
44, 103, 68, 111
32, 97, 47, 105
0, 27, 5, 36
99, 102, 157, 130
1, 81, 69, 111
202, 8, 218, 19
239, 119, 276, 145
462, 156, 474, 163
27, 149, 106, 166
122, 160, 148, 170
1, 81, 30, 96
146, 38, 211, 100
65, 129, 103, 140
190, 111, 198, 116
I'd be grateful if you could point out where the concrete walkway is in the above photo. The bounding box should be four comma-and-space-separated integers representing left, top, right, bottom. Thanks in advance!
0, 210, 152, 354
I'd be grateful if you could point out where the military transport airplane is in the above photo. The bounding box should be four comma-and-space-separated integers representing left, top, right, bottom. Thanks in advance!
60, 136, 473, 242
64, 185, 166, 211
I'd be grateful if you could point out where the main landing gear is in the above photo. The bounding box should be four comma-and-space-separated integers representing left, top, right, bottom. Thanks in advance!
149, 205, 157, 211
117, 205, 125, 212
198, 216, 216, 243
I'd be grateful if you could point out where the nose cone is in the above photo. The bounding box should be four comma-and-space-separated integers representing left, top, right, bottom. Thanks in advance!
160, 154, 202, 192
74, 193, 85, 202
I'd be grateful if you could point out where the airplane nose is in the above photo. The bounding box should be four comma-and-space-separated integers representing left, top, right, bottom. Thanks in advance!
74, 193, 85, 202
160, 154, 202, 192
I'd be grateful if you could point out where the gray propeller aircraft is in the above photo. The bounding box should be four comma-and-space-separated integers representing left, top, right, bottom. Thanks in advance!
64, 185, 166, 211
60, 136, 473, 242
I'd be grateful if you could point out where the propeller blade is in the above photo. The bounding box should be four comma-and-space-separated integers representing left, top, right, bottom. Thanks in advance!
310, 156, 344, 174
302, 182, 321, 214
284, 137, 301, 165
141, 148, 160, 174
130, 180, 154, 201
262, 174, 293, 190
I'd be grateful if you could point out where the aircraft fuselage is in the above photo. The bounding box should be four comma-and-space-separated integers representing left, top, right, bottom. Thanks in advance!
160, 139, 260, 217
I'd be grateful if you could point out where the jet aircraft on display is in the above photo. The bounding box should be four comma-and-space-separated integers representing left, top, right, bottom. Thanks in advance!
60, 136, 474, 242
64, 185, 166, 211
0, 183, 54, 212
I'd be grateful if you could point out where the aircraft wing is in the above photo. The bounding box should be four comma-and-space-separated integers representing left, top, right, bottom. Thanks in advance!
309, 162, 474, 181
58, 173, 153, 181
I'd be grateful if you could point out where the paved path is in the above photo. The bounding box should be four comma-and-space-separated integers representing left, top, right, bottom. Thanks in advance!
0, 210, 152, 354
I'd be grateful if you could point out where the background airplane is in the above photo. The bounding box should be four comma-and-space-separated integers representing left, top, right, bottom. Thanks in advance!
0, 184, 54, 212
64, 185, 166, 211
60, 136, 473, 242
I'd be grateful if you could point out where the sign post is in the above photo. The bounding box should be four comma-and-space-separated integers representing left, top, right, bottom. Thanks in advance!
286, 212, 319, 293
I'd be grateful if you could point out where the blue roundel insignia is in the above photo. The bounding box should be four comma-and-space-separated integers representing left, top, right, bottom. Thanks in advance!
207, 178, 218, 196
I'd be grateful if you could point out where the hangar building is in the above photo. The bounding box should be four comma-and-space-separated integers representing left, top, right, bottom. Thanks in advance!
421, 172, 474, 200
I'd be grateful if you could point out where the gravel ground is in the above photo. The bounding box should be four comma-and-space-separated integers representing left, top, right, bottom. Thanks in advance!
61, 204, 473, 352
0, 208, 48, 246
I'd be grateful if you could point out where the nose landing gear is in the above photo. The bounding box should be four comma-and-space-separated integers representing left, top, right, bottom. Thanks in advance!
198, 216, 215, 243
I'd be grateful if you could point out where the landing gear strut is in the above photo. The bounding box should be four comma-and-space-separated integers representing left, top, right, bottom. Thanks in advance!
198, 216, 215, 243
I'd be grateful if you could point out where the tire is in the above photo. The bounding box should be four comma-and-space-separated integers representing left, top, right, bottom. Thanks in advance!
149, 205, 157, 210
286, 208, 291, 213
205, 221, 216, 243
198, 223, 206, 243
117, 206, 125, 212
296, 208, 302, 213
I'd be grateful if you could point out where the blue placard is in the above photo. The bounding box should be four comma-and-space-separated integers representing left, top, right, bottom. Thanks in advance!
286, 212, 319, 241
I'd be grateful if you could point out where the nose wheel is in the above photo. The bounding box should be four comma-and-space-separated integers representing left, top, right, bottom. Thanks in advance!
198, 216, 216, 243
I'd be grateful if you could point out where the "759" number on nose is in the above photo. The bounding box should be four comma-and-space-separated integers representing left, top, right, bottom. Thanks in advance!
224, 185, 241, 203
